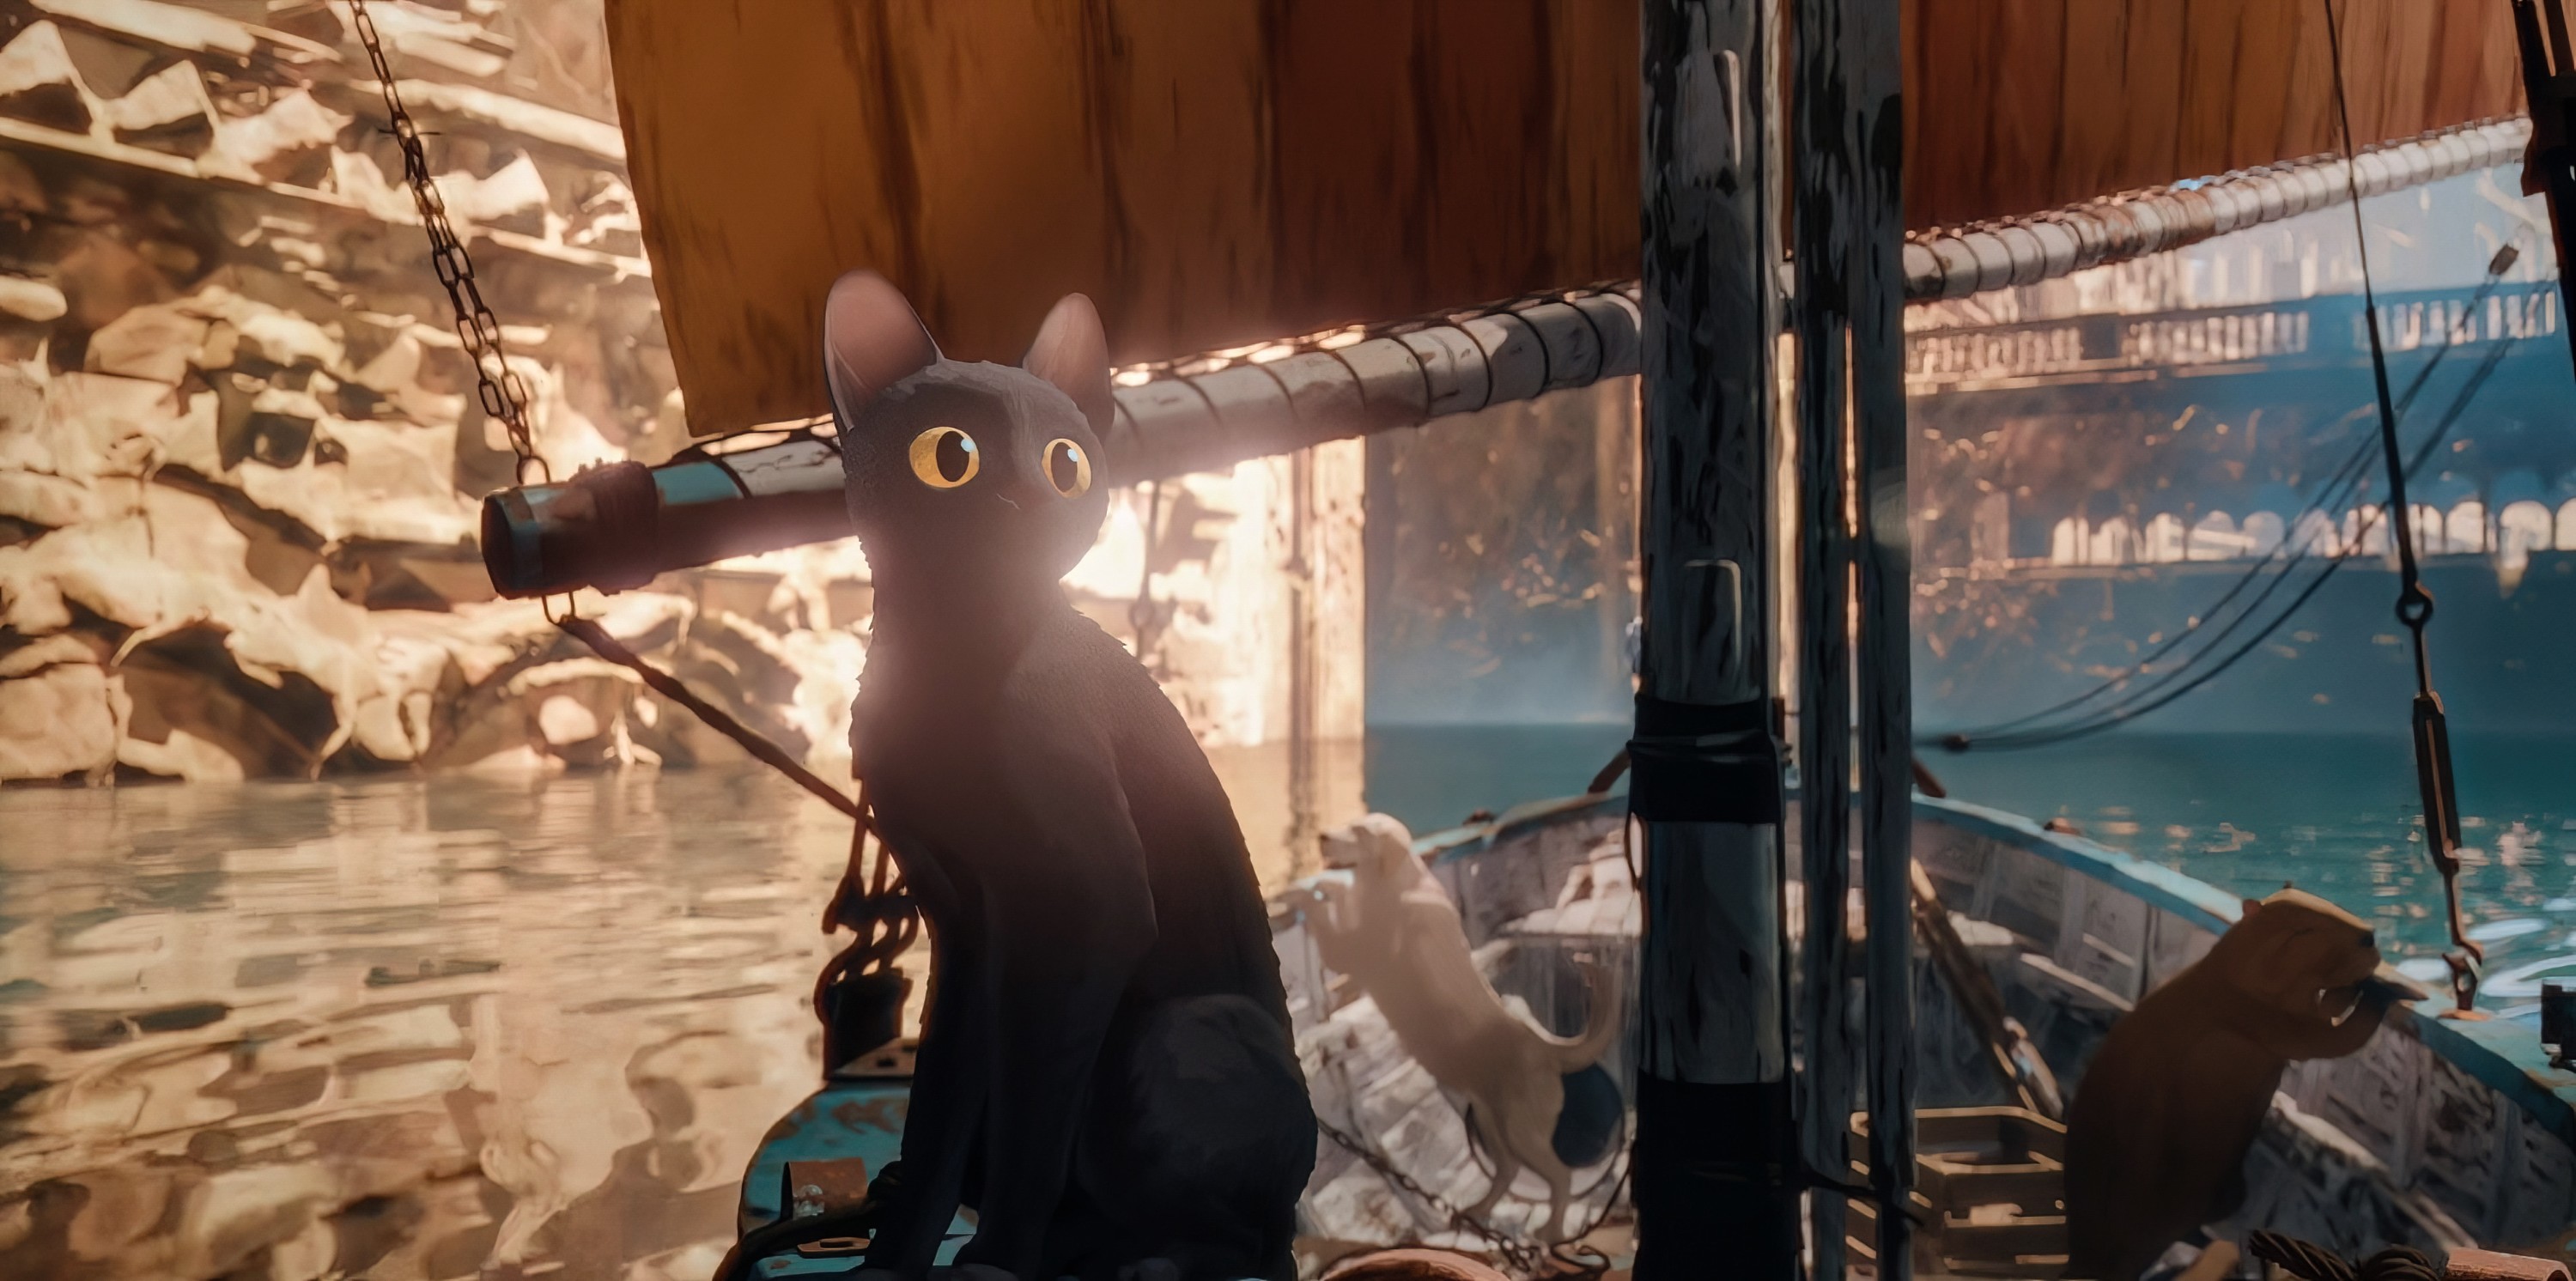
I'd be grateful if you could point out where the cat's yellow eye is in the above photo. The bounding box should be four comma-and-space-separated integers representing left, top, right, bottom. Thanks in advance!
1043, 438, 1091, 498
908, 426, 979, 489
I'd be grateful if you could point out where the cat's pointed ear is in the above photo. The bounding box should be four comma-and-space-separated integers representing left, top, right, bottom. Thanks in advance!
823, 270, 939, 422
1023, 292, 1114, 434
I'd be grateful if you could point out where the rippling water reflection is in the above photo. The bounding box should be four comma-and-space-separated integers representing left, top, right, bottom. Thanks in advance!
9, 732, 2571, 1277
1935, 732, 2576, 1019
0, 769, 884, 1281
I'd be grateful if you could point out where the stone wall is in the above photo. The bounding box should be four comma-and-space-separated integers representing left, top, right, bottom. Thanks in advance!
0, 0, 1368, 882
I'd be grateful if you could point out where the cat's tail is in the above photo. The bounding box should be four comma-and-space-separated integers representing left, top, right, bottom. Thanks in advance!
1543, 960, 1624, 1073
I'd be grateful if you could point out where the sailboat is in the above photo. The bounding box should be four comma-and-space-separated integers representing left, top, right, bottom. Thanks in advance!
462, 2, 2576, 1277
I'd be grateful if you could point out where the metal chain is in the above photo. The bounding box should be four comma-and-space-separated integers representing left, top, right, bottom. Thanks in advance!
348, 0, 545, 490
347, 7, 921, 1015
350, 0, 574, 628
1312, 1114, 1558, 1278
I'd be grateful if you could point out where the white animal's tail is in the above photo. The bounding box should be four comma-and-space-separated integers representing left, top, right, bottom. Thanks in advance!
1542, 960, 1624, 1073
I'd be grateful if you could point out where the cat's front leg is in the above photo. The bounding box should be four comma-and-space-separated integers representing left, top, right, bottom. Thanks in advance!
867, 929, 987, 1278
952, 773, 1157, 1279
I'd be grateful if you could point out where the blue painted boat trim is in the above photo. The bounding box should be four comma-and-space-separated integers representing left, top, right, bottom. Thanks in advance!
736, 1079, 972, 1276
1914, 795, 2246, 931
1413, 792, 1627, 866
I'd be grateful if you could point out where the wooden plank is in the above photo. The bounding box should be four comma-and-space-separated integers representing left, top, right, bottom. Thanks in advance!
2226, 0, 2303, 168
1081, 2, 1277, 365
2371, 0, 2441, 150
2174, 0, 2252, 179
1906, 0, 2001, 227
2113, 0, 2191, 196
1543, 0, 1645, 300
1264, 0, 1430, 346
1985, 0, 2069, 220
2276, 0, 2341, 168
2052, 1, 2131, 213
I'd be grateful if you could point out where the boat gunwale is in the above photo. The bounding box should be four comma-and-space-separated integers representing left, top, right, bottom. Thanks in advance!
1917, 792, 2576, 1152
1334, 790, 2576, 1154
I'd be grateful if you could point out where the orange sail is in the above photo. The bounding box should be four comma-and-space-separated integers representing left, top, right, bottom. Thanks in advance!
605, 0, 2524, 436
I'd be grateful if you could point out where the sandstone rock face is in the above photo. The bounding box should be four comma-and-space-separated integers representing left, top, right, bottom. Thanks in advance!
0, 0, 848, 787
0, 0, 1366, 807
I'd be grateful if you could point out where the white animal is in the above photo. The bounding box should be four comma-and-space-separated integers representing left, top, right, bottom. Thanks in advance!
1309, 814, 1620, 1242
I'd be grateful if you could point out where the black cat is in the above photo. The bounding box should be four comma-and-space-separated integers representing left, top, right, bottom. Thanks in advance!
823, 272, 1315, 1281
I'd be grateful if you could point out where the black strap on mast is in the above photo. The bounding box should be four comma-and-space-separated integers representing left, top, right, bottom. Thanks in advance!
2320, 0, 2483, 1016
2514, 0, 2576, 375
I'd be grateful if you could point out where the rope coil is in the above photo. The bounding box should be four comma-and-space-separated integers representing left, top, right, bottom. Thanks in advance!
2246, 1229, 2442, 1281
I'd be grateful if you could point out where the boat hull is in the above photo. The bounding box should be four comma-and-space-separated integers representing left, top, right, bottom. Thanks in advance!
732, 793, 2576, 1270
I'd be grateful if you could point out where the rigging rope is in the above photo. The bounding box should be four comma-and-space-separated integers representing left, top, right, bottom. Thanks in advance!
2245, 1230, 2443, 1281
1933, 246, 2524, 750
1935, 330, 2515, 751
2323, 0, 2484, 1015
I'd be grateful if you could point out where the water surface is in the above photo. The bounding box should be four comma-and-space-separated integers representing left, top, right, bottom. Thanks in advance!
1931, 731, 2576, 1014
7, 729, 2571, 1278
0, 769, 862, 1281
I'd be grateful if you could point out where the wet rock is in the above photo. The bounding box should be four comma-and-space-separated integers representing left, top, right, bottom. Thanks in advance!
0, 22, 92, 134
86, 301, 212, 383
0, 469, 127, 529
209, 88, 350, 182
121, 621, 343, 780
5, 372, 179, 484
0, 276, 67, 323
0, 0, 901, 799
103, 61, 218, 157
0, 659, 118, 780
53, 229, 179, 337
537, 691, 600, 746
432, 152, 551, 236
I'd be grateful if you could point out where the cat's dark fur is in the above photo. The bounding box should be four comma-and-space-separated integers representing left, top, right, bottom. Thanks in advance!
823, 272, 1315, 1281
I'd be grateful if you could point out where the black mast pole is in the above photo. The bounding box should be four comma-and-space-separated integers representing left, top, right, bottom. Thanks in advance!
1792, 0, 1913, 1273
1633, 2, 1795, 1278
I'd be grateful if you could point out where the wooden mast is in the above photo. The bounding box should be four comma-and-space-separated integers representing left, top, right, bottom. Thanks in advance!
1793, 0, 1914, 1273
1632, 1, 1795, 1277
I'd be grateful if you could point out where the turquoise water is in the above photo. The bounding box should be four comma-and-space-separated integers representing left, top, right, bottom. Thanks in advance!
1369, 725, 2576, 1010
1364, 723, 1632, 835
1931, 732, 2576, 1008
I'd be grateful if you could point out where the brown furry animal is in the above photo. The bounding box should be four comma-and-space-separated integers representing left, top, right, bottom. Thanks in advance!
2064, 889, 2397, 1280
